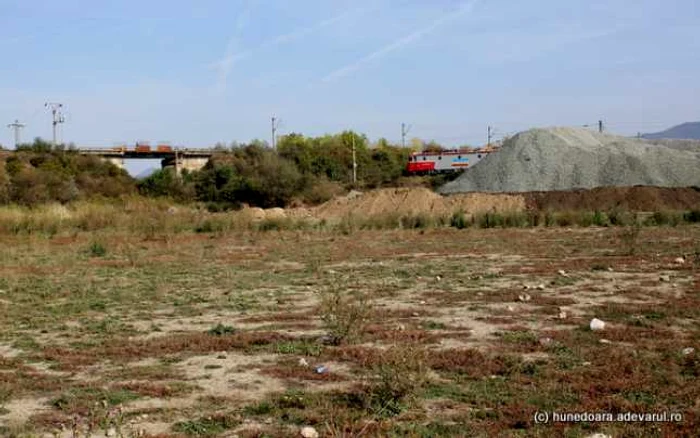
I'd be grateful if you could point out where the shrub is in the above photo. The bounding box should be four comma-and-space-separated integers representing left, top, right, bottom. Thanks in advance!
365, 344, 428, 417
316, 280, 372, 346
450, 210, 468, 229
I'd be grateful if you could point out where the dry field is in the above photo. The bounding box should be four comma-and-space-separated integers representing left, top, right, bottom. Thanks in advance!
0, 223, 699, 437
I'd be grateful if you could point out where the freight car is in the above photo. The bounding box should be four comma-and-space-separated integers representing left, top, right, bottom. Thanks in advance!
406, 147, 497, 174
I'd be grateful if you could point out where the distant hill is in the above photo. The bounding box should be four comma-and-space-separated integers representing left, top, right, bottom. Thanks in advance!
642, 122, 700, 140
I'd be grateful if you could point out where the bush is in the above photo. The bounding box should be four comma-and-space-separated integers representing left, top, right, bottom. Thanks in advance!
316, 280, 372, 346
365, 344, 428, 417
88, 241, 107, 257
450, 210, 468, 229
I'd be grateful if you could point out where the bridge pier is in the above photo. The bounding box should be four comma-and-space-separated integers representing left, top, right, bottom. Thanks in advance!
104, 157, 125, 170
161, 156, 209, 175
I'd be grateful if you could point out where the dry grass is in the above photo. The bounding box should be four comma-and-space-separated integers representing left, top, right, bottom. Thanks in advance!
0, 210, 698, 436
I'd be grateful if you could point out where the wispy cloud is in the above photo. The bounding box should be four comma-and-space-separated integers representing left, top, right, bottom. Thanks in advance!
321, 0, 481, 83
213, 7, 368, 91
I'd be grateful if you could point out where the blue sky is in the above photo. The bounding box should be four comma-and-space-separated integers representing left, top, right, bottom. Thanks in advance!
1, 0, 699, 151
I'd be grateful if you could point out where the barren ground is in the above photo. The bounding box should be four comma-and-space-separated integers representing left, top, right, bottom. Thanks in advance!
0, 225, 698, 437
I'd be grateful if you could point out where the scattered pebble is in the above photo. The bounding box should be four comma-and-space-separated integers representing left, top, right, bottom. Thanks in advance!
298, 358, 309, 367
518, 293, 532, 302
607, 267, 614, 272
558, 308, 567, 319
558, 270, 569, 277
106, 428, 117, 437
590, 318, 606, 331
507, 306, 515, 312
675, 257, 686, 264
539, 337, 554, 346
536, 284, 546, 291
396, 323, 406, 331
419, 300, 426, 305
585, 434, 612, 438
301, 427, 319, 438
412, 312, 420, 317
435, 275, 442, 281
660, 274, 671, 282
599, 339, 612, 344
682, 347, 695, 356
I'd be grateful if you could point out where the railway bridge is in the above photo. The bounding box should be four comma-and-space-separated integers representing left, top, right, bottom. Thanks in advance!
77, 147, 216, 174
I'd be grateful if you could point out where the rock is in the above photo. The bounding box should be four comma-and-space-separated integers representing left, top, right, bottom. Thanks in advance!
167, 206, 178, 215
682, 347, 695, 356
539, 337, 554, 346
558, 270, 568, 277
435, 275, 442, 281
607, 267, 614, 272
315, 365, 328, 374
477, 292, 484, 297
522, 285, 531, 290
301, 427, 319, 438
585, 434, 612, 438
518, 293, 532, 302
536, 284, 546, 291
675, 257, 686, 264
412, 312, 420, 317
106, 428, 117, 437
507, 306, 515, 312
298, 358, 309, 367
396, 323, 406, 331
558, 308, 567, 319
419, 300, 427, 305
599, 339, 612, 344
660, 274, 671, 282
590, 318, 606, 331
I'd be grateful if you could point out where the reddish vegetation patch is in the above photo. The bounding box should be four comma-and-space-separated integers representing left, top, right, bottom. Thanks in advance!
38, 331, 296, 370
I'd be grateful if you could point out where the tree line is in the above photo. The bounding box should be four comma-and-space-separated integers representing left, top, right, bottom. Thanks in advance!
0, 133, 458, 207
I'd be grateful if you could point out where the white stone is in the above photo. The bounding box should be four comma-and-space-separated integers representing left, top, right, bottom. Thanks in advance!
518, 294, 532, 302
298, 358, 309, 367
682, 347, 695, 356
106, 428, 117, 437
536, 284, 546, 290
507, 306, 515, 312
590, 318, 606, 331
558, 309, 567, 319
558, 270, 568, 277
599, 339, 612, 344
660, 274, 671, 282
301, 426, 319, 438
585, 434, 612, 438
675, 257, 686, 264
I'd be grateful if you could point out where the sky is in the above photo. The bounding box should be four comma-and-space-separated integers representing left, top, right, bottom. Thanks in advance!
1, 0, 699, 155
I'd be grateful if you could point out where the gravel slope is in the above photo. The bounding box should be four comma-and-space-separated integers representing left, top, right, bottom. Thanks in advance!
440, 127, 700, 193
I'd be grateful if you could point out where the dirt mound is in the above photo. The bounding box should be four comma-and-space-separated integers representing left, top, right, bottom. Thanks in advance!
310, 188, 526, 219
441, 127, 700, 193
524, 186, 700, 212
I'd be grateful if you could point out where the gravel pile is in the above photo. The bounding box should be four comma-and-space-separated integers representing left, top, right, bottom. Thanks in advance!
440, 127, 700, 194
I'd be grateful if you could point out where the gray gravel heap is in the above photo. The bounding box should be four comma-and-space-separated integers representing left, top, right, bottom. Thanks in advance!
440, 127, 700, 193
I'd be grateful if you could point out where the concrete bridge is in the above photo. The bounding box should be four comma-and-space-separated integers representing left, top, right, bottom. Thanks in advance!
78, 148, 216, 174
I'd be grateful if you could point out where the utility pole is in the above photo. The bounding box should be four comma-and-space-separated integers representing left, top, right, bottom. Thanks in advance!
351, 135, 357, 185
401, 123, 411, 148
45, 102, 65, 146
271, 116, 280, 149
487, 126, 493, 147
598, 120, 604, 134
7, 119, 26, 148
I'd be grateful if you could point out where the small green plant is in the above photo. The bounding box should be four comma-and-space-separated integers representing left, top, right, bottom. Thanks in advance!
207, 323, 236, 336
317, 279, 373, 346
88, 241, 107, 257
450, 210, 468, 229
